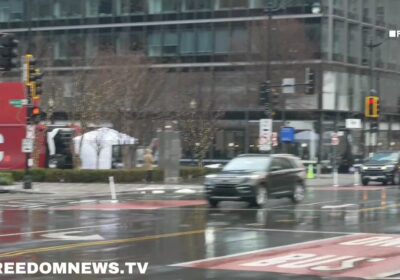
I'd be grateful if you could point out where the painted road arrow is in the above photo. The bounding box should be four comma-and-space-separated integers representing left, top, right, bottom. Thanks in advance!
42, 231, 104, 241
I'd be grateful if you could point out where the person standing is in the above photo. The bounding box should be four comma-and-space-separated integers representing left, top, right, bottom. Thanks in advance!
143, 149, 154, 183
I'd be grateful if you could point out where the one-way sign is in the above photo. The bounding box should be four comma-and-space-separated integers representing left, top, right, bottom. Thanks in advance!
22, 138, 34, 153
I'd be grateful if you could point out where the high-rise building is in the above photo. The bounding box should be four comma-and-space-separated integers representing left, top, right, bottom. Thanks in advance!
2, 0, 400, 162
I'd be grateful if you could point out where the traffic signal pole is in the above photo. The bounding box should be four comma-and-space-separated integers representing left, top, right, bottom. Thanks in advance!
22, 54, 42, 189
23, 55, 33, 189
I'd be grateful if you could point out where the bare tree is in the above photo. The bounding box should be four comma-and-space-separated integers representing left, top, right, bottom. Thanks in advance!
173, 71, 223, 166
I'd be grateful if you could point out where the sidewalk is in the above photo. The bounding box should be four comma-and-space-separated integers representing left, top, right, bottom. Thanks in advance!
0, 174, 356, 196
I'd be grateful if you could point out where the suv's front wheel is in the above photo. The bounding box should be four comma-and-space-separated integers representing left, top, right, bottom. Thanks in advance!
249, 185, 268, 208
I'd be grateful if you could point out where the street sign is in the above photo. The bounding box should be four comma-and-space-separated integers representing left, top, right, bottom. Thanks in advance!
331, 133, 339, 146
345, 119, 362, 129
9, 99, 27, 108
280, 127, 295, 143
282, 78, 295, 94
22, 138, 34, 153
259, 119, 272, 151
26, 125, 35, 139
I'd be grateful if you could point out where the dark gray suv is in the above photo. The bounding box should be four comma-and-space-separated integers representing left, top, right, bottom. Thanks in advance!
360, 151, 400, 185
204, 154, 307, 207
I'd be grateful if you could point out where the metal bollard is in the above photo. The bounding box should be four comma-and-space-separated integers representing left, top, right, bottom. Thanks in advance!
353, 169, 360, 186
108, 176, 118, 203
333, 168, 339, 187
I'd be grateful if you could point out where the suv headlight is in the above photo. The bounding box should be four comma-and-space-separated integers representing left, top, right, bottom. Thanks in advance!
382, 165, 396, 171
241, 174, 263, 184
204, 174, 217, 185
361, 165, 368, 171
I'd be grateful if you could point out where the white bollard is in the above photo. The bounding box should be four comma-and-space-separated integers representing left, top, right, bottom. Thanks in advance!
354, 169, 360, 186
108, 176, 118, 203
333, 168, 339, 187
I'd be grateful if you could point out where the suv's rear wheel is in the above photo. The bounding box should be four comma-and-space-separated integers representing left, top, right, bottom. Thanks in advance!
291, 183, 305, 203
392, 172, 400, 185
249, 185, 268, 208
362, 178, 369, 186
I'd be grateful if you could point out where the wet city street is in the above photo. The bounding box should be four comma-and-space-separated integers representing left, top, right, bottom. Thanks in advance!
0, 183, 400, 279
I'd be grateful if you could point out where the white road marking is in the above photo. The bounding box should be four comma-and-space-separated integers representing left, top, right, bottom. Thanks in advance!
369, 269, 400, 279
270, 200, 338, 209
0, 223, 118, 238
170, 234, 363, 267
174, 189, 196, 194
322, 204, 358, 209
225, 227, 364, 235
42, 231, 104, 241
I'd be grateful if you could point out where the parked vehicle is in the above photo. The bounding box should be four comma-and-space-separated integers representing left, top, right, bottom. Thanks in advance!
360, 151, 400, 185
204, 154, 307, 208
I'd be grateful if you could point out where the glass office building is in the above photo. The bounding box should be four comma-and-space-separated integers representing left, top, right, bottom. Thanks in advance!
2, 0, 400, 160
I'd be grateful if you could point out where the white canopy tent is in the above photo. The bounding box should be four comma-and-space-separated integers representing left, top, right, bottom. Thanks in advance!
73, 127, 137, 169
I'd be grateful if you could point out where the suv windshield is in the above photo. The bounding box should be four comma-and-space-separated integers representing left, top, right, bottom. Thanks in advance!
223, 157, 270, 172
368, 152, 399, 163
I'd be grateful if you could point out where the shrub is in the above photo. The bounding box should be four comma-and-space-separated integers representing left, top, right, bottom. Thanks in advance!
0, 172, 14, 185
8, 167, 217, 183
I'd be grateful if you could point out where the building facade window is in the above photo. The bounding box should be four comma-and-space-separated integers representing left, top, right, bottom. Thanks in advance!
180, 30, 195, 54
55, 33, 84, 59
348, 0, 359, 19
215, 28, 230, 53
0, 0, 23, 22
32, 0, 53, 20
148, 31, 162, 56
375, 29, 385, 68
55, 0, 82, 19
163, 30, 178, 56
85, 31, 99, 58
219, 0, 248, 9
197, 29, 212, 53
162, 0, 180, 13
347, 24, 359, 64
362, 0, 372, 23
376, 0, 385, 26
332, 20, 345, 61
183, 0, 212, 11
119, 0, 145, 15
333, 0, 344, 16
86, 0, 113, 17
231, 26, 248, 52
249, 0, 267, 9
148, 0, 161, 14
361, 27, 371, 66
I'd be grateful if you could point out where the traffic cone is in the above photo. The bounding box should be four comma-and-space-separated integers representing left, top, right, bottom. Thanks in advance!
307, 164, 315, 179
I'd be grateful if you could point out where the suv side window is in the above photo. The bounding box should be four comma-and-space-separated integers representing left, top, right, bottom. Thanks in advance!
270, 158, 284, 171
279, 158, 293, 170
270, 157, 292, 171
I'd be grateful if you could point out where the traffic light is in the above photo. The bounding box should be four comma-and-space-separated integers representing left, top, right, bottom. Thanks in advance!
305, 67, 315, 94
24, 54, 38, 85
0, 33, 18, 71
28, 106, 42, 124
31, 68, 43, 99
259, 81, 271, 105
365, 96, 380, 118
